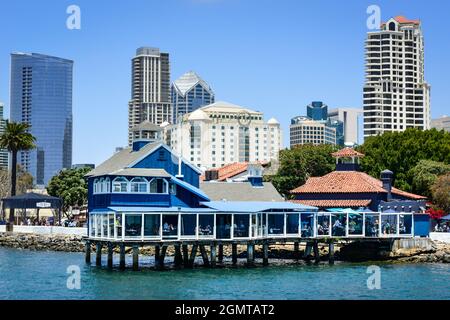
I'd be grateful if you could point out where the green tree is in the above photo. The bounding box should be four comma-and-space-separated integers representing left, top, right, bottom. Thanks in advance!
409, 160, 450, 198
268, 144, 337, 197
358, 128, 450, 192
47, 167, 91, 218
431, 173, 450, 213
0, 122, 36, 226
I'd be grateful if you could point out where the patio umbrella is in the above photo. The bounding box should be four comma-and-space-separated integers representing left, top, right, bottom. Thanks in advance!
440, 214, 450, 220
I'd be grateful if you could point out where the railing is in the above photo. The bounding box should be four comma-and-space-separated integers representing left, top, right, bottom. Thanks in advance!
87, 211, 417, 242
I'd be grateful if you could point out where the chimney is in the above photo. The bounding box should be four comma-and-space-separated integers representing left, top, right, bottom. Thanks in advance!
380, 169, 393, 201
204, 169, 219, 182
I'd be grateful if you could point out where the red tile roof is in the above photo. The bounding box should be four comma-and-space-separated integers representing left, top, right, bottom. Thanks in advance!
200, 162, 249, 182
290, 199, 372, 208
290, 171, 426, 200
382, 16, 420, 26
331, 147, 364, 158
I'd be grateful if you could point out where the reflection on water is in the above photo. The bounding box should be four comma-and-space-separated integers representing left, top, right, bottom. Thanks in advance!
0, 247, 449, 300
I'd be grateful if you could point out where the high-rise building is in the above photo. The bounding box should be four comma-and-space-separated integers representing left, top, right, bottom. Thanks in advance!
328, 108, 363, 146
431, 116, 450, 132
10, 52, 73, 186
171, 71, 215, 124
307, 101, 328, 121
290, 116, 336, 147
165, 101, 282, 170
128, 47, 171, 145
0, 102, 8, 170
364, 16, 431, 138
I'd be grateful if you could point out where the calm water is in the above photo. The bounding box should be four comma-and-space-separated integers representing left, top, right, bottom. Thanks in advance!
0, 247, 449, 300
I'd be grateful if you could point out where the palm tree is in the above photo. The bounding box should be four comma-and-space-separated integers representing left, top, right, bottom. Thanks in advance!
0, 121, 36, 228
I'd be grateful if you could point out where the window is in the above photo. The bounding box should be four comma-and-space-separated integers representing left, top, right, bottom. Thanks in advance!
93, 179, 99, 194
112, 177, 129, 193
130, 177, 148, 193
149, 178, 168, 194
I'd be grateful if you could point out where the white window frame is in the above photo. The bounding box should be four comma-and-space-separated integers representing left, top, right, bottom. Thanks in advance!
112, 177, 129, 193
149, 178, 169, 194
130, 177, 149, 193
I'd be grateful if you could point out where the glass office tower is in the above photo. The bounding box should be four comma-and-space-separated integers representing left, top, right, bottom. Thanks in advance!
10, 53, 73, 186
307, 101, 328, 121
0, 102, 8, 170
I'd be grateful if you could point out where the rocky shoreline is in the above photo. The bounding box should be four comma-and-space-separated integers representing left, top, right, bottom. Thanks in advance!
1, 232, 449, 264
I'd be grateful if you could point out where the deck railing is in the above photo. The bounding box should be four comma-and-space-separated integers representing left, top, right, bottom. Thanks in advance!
87, 211, 416, 242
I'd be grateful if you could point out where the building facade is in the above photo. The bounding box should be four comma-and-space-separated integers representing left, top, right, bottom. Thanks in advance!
0, 102, 8, 170
10, 53, 73, 186
290, 116, 337, 147
171, 71, 215, 124
328, 108, 363, 146
431, 116, 450, 132
307, 101, 328, 121
165, 101, 282, 170
128, 47, 171, 145
364, 16, 431, 138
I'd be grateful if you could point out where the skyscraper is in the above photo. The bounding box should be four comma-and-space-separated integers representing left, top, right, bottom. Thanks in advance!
10, 52, 73, 186
128, 47, 171, 145
0, 102, 8, 170
307, 101, 328, 121
364, 16, 431, 138
171, 71, 215, 124
328, 108, 363, 146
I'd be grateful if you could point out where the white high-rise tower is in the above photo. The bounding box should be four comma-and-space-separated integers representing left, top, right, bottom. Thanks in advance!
363, 16, 431, 138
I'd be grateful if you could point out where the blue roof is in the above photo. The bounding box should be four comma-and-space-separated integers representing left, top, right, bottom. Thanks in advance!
92, 206, 216, 213
200, 201, 317, 212
171, 176, 210, 201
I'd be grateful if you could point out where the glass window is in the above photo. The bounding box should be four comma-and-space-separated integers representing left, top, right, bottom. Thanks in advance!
381, 214, 398, 235
113, 177, 128, 193
131, 177, 148, 193
348, 213, 364, 236
115, 214, 122, 238
162, 215, 178, 238
268, 214, 284, 235
233, 214, 250, 238
96, 215, 101, 237
150, 178, 168, 194
300, 213, 314, 237
365, 214, 379, 237
199, 214, 215, 237
125, 214, 142, 237
90, 215, 96, 236
286, 213, 299, 234
317, 213, 330, 236
108, 214, 115, 238
181, 214, 197, 237
399, 214, 413, 235
144, 214, 160, 237
332, 214, 347, 237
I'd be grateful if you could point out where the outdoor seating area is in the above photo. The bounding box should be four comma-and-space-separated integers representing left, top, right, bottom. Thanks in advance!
88, 209, 418, 242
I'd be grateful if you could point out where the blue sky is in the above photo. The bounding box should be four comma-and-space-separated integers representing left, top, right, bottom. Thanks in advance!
0, 0, 448, 166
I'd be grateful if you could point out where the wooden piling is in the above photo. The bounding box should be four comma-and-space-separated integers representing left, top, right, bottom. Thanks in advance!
304, 242, 313, 262
132, 245, 139, 271
294, 241, 300, 260
189, 244, 198, 268
155, 245, 161, 266
313, 240, 320, 265
174, 245, 183, 268
246, 242, 255, 266
85, 241, 91, 264
96, 243, 102, 267
107, 243, 113, 269
199, 245, 210, 267
328, 242, 335, 265
210, 244, 217, 268
156, 246, 167, 270
119, 244, 126, 270
218, 244, 224, 263
232, 243, 238, 265
182, 244, 189, 267
263, 242, 269, 266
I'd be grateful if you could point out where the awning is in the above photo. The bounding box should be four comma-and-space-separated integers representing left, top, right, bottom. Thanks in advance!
200, 201, 317, 212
